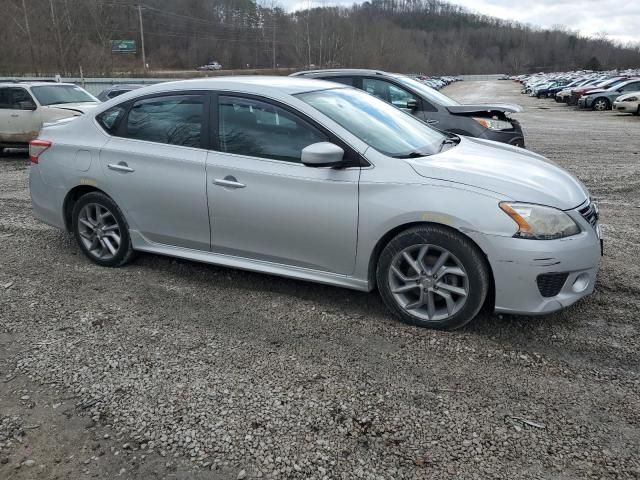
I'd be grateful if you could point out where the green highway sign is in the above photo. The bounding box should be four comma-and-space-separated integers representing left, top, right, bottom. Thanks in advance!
111, 40, 136, 54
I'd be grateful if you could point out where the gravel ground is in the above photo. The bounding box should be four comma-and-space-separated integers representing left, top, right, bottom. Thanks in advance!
1, 80, 639, 480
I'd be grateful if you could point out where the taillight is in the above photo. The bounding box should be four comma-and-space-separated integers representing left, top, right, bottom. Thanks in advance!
29, 139, 52, 164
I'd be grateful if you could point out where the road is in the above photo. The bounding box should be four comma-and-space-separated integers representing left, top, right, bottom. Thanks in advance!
1, 80, 639, 479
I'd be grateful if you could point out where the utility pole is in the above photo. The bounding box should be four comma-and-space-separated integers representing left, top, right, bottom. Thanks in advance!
272, 18, 276, 69
20, 0, 38, 75
138, 4, 147, 71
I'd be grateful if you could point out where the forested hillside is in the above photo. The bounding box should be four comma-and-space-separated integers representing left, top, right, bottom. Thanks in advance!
2, 0, 639, 75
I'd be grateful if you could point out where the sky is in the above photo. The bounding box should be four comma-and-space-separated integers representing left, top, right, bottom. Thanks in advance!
279, 0, 640, 46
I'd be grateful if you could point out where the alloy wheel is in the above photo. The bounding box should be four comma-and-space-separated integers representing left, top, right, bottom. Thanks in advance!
77, 203, 122, 261
388, 244, 469, 322
594, 99, 608, 111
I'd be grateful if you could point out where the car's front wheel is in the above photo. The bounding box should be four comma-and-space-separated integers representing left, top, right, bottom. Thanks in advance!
376, 225, 490, 330
592, 98, 610, 111
72, 192, 135, 267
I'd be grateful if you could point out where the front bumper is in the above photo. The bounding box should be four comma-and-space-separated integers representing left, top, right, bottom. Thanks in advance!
614, 101, 639, 113
469, 214, 601, 315
477, 125, 525, 148
577, 96, 591, 109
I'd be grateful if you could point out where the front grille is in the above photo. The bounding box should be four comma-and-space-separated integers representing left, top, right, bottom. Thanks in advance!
537, 273, 569, 298
578, 200, 599, 229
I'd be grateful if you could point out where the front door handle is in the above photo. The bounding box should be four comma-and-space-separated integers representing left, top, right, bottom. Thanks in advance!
213, 176, 246, 189
107, 162, 135, 173
425, 119, 439, 125
10, 114, 19, 118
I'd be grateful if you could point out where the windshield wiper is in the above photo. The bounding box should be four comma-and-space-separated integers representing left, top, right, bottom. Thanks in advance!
395, 151, 429, 159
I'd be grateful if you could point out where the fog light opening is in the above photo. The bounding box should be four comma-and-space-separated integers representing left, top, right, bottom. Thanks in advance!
572, 273, 590, 293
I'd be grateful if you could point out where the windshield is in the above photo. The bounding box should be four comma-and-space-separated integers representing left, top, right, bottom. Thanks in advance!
297, 88, 446, 158
393, 75, 460, 107
31, 85, 97, 106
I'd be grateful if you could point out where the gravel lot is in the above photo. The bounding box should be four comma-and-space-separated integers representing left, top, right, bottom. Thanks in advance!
1, 80, 639, 480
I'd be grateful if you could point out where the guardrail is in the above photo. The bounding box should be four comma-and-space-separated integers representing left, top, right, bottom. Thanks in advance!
0, 68, 297, 96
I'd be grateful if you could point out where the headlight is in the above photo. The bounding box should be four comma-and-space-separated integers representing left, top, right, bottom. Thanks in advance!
622, 96, 638, 102
473, 117, 513, 131
499, 202, 581, 240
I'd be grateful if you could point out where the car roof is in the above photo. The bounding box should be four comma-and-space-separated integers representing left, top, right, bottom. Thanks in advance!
134, 76, 344, 96
0, 81, 78, 88
292, 69, 389, 77
104, 84, 144, 90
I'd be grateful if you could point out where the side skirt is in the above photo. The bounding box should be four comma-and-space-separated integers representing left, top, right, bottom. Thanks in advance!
130, 231, 371, 292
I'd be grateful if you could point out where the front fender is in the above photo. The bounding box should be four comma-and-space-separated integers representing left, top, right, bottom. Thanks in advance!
352, 180, 518, 284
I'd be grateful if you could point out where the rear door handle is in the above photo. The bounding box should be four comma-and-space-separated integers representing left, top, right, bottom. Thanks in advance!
213, 176, 245, 189
107, 162, 135, 173
10, 114, 19, 118
425, 119, 439, 125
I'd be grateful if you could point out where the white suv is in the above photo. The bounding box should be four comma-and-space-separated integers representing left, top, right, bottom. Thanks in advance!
0, 82, 99, 154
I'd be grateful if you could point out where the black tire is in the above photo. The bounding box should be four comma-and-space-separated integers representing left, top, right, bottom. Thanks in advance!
634, 106, 639, 116
72, 192, 135, 267
376, 225, 490, 330
592, 97, 610, 111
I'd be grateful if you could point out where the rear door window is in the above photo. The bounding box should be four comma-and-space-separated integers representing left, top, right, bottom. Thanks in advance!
325, 77, 354, 86
123, 94, 205, 148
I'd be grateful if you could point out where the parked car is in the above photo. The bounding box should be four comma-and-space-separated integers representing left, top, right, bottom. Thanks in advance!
613, 91, 640, 115
197, 61, 222, 71
532, 80, 571, 98
578, 79, 640, 111
569, 77, 628, 105
97, 84, 144, 102
0, 82, 99, 154
29, 77, 601, 330
291, 69, 525, 147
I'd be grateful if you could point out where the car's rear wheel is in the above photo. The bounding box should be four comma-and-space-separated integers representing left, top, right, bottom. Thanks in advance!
72, 192, 135, 267
376, 225, 489, 330
593, 98, 610, 111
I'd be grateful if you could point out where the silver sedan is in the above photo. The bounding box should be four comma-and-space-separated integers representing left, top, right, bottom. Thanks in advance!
29, 77, 602, 329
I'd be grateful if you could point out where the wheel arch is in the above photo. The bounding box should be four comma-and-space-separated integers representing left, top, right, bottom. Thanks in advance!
593, 96, 610, 109
367, 221, 495, 309
62, 185, 111, 231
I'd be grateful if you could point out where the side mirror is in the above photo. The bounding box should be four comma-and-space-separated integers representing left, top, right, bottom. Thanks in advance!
18, 101, 37, 111
301, 142, 344, 167
406, 99, 418, 111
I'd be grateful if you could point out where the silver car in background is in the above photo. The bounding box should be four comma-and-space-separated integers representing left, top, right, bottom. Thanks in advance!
29, 77, 602, 329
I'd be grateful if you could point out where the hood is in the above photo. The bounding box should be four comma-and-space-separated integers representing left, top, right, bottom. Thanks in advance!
446, 103, 523, 115
406, 137, 589, 210
44, 102, 100, 114
584, 89, 606, 96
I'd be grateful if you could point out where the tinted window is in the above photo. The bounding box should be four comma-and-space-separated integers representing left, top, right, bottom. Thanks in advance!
620, 81, 640, 92
125, 94, 204, 148
325, 76, 354, 86
362, 78, 418, 109
11, 88, 36, 109
97, 106, 127, 134
218, 95, 327, 163
395, 75, 459, 108
31, 85, 96, 106
298, 88, 445, 158
0, 88, 11, 109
